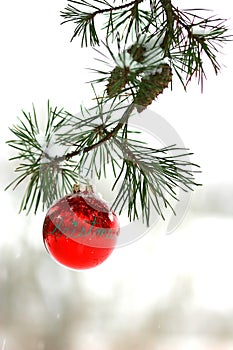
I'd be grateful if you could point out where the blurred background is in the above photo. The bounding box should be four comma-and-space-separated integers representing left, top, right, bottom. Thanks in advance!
0, 0, 233, 349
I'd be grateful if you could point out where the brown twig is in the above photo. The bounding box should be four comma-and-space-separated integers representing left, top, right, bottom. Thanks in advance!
160, 0, 174, 53
68, 0, 144, 17
50, 103, 135, 163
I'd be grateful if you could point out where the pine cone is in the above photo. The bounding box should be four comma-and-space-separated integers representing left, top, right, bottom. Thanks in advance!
134, 64, 172, 112
127, 43, 146, 63
106, 66, 130, 98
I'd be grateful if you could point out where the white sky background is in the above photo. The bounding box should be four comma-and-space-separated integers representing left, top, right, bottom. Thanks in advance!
0, 0, 233, 347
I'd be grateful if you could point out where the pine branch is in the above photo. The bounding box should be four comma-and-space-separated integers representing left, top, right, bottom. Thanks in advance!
6, 101, 200, 224
111, 138, 201, 224
61, 0, 145, 45
6, 0, 231, 225
63, 103, 135, 161
6, 103, 81, 213
160, 0, 174, 53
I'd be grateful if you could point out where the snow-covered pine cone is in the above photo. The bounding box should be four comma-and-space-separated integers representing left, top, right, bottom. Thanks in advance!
134, 63, 172, 112
127, 43, 146, 63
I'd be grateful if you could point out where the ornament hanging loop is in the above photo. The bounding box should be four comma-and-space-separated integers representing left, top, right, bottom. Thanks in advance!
73, 184, 81, 193
72, 182, 94, 194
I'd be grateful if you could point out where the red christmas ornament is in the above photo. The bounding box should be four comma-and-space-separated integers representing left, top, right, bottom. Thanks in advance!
43, 185, 120, 270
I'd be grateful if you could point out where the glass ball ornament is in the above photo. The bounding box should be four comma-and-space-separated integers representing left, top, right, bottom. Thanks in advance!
42, 185, 120, 270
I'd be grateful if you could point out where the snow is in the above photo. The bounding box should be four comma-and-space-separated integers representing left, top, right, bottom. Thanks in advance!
36, 132, 69, 160
114, 51, 143, 70
35, 133, 47, 151
46, 138, 68, 158
138, 32, 165, 50
192, 25, 212, 36
114, 33, 167, 76
144, 46, 164, 64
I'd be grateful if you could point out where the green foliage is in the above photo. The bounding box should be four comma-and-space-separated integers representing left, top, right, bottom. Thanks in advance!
6, 99, 201, 224
6, 0, 231, 225
111, 135, 200, 226
6, 102, 80, 213
82, 2, 231, 91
